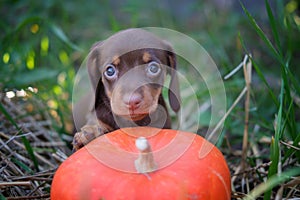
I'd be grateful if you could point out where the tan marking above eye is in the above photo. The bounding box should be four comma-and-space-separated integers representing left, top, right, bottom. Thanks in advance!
112, 55, 120, 66
142, 52, 151, 63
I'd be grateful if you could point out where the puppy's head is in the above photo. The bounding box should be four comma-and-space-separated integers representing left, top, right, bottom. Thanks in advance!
87, 29, 180, 122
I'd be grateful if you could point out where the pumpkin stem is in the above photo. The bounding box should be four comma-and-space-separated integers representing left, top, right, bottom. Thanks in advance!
134, 137, 157, 173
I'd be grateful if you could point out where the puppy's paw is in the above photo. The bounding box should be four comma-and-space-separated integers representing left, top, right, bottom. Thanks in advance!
72, 125, 103, 151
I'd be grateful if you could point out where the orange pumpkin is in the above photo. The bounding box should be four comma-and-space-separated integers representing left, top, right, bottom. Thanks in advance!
51, 127, 231, 200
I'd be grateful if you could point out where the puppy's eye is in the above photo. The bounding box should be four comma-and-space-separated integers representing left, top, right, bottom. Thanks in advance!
104, 65, 117, 80
147, 61, 161, 77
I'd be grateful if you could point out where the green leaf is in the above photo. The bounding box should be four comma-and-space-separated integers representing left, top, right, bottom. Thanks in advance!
15, 16, 43, 33
265, 0, 281, 55
11, 68, 60, 87
240, 1, 299, 141
264, 78, 284, 200
0, 193, 7, 200
11, 157, 33, 173
287, 64, 300, 95
50, 24, 83, 52
240, 1, 281, 61
108, 13, 121, 32
0, 101, 19, 129
1, 16, 42, 50
244, 167, 300, 200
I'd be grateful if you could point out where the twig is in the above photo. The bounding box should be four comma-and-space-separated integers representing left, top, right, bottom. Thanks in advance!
6, 194, 50, 200
280, 140, 300, 151
0, 131, 33, 149
9, 171, 55, 181
207, 86, 247, 141
0, 131, 56, 168
30, 142, 66, 147
0, 181, 31, 188
232, 162, 272, 177
27, 181, 48, 197
224, 55, 254, 192
241, 56, 252, 170
224, 55, 249, 80
284, 177, 300, 198
209, 55, 252, 142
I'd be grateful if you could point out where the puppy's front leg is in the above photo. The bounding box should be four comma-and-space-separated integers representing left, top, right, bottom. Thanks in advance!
72, 125, 104, 151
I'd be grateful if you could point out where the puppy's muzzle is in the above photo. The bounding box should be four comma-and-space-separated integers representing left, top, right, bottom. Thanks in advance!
123, 92, 143, 111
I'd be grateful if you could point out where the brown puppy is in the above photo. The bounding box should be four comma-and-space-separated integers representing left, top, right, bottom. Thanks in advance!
72, 29, 180, 151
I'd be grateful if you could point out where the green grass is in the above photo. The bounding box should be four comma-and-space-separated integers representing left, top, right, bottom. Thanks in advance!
239, 0, 300, 199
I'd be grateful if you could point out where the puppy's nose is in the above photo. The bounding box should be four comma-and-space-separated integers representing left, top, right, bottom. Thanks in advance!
124, 93, 142, 110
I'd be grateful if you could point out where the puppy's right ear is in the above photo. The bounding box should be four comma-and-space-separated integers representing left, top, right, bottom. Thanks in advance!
87, 42, 106, 110
87, 41, 103, 92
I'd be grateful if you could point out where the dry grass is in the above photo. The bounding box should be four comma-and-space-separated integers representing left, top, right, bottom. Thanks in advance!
224, 56, 300, 199
0, 94, 69, 199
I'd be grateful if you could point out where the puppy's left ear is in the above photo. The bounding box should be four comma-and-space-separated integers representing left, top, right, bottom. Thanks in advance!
167, 50, 181, 112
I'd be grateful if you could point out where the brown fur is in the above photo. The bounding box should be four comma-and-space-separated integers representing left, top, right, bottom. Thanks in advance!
72, 29, 180, 151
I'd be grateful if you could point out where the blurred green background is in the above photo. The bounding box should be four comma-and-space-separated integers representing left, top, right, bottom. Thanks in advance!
1, 0, 299, 139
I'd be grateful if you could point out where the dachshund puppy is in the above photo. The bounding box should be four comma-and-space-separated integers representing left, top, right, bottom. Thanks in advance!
72, 28, 180, 151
